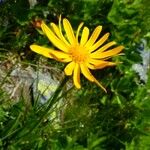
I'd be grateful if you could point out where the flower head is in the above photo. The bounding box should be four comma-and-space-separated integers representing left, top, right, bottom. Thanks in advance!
30, 17, 124, 92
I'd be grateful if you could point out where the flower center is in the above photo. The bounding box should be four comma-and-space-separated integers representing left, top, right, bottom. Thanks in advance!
69, 45, 89, 63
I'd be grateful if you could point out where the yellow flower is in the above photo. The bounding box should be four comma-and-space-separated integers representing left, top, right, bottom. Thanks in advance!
30, 17, 124, 92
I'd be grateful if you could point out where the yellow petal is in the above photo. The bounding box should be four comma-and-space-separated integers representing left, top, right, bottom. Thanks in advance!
89, 58, 107, 65
63, 19, 76, 45
41, 22, 69, 52
73, 63, 81, 89
76, 22, 84, 42
50, 52, 72, 63
87, 60, 116, 70
92, 41, 116, 54
50, 23, 60, 37
80, 63, 107, 92
50, 50, 70, 58
80, 63, 94, 82
86, 63, 96, 70
94, 79, 107, 93
64, 61, 75, 76
30, 44, 52, 58
91, 46, 124, 59
80, 27, 89, 45
50, 23, 70, 46
85, 25, 102, 48
89, 33, 110, 52
59, 58, 72, 63
88, 59, 110, 69
94, 61, 116, 69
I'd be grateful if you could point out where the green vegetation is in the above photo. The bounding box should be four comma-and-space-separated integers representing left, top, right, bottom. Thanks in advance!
0, 0, 150, 149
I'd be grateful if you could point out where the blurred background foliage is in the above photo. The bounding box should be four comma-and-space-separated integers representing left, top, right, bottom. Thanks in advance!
0, 0, 150, 149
